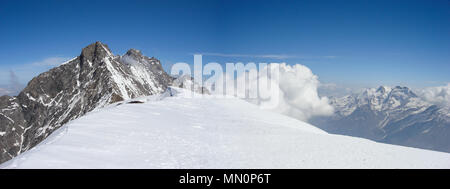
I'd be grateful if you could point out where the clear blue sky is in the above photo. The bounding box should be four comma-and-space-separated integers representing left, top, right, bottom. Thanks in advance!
0, 0, 449, 89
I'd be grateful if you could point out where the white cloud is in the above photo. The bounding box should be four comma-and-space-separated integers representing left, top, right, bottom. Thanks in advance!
317, 83, 360, 97
0, 71, 24, 96
0, 88, 12, 96
8, 70, 22, 92
267, 64, 334, 121
31, 57, 71, 66
319, 83, 338, 90
418, 83, 450, 106
206, 63, 334, 121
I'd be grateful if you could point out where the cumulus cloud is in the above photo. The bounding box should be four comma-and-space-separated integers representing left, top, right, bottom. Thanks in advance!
205, 63, 334, 121
418, 83, 450, 106
31, 57, 71, 66
268, 64, 334, 121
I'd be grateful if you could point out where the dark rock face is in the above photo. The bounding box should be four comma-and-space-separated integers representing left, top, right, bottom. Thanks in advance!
311, 86, 450, 153
0, 42, 174, 163
0, 96, 27, 161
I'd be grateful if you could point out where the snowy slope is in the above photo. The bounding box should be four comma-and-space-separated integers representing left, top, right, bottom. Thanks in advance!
2, 88, 450, 169
0, 42, 174, 164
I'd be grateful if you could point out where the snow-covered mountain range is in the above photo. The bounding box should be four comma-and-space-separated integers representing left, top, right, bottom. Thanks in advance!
1, 41, 449, 168
311, 86, 450, 152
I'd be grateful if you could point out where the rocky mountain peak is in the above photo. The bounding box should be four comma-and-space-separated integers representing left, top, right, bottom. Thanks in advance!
376, 86, 391, 94
121, 48, 159, 67
0, 42, 175, 164
80, 41, 114, 63
125, 48, 143, 57
390, 86, 417, 98
357, 86, 417, 104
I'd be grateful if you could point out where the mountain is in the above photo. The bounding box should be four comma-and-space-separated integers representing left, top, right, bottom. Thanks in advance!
2, 42, 449, 168
1, 87, 449, 168
311, 86, 450, 152
0, 42, 176, 164
171, 75, 210, 95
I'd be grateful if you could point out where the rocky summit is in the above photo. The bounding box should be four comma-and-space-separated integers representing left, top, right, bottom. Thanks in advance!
0, 42, 186, 163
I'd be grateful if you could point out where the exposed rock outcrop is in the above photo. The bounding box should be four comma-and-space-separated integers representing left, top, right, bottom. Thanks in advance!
0, 42, 174, 163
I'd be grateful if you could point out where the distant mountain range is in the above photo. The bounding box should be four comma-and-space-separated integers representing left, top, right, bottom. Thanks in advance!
311, 86, 450, 152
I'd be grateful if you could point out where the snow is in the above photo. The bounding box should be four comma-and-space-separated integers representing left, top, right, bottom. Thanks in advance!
332, 86, 439, 118
100, 43, 114, 57
26, 93, 36, 101
61, 57, 77, 65
0, 112, 15, 124
121, 54, 164, 93
128, 62, 163, 93
103, 56, 160, 99
2, 88, 450, 169
104, 57, 133, 99
388, 98, 401, 108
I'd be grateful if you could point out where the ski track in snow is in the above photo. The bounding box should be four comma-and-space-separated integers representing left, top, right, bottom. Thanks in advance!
2, 88, 450, 169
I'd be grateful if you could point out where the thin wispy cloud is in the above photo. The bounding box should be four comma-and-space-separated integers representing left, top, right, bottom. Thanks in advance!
31, 56, 71, 66
9, 70, 22, 92
198, 52, 296, 59
0, 71, 24, 96
0, 87, 12, 96
196, 52, 337, 60
318, 82, 361, 97
0, 56, 73, 87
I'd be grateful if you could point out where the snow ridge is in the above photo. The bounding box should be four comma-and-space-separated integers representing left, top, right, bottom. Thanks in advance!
0, 42, 173, 164
2, 88, 449, 169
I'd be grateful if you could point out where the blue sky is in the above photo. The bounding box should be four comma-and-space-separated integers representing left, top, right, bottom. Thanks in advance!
0, 0, 449, 91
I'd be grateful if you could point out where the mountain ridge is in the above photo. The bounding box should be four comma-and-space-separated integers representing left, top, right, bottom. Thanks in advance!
311, 85, 450, 152
0, 42, 176, 163
3, 87, 449, 169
